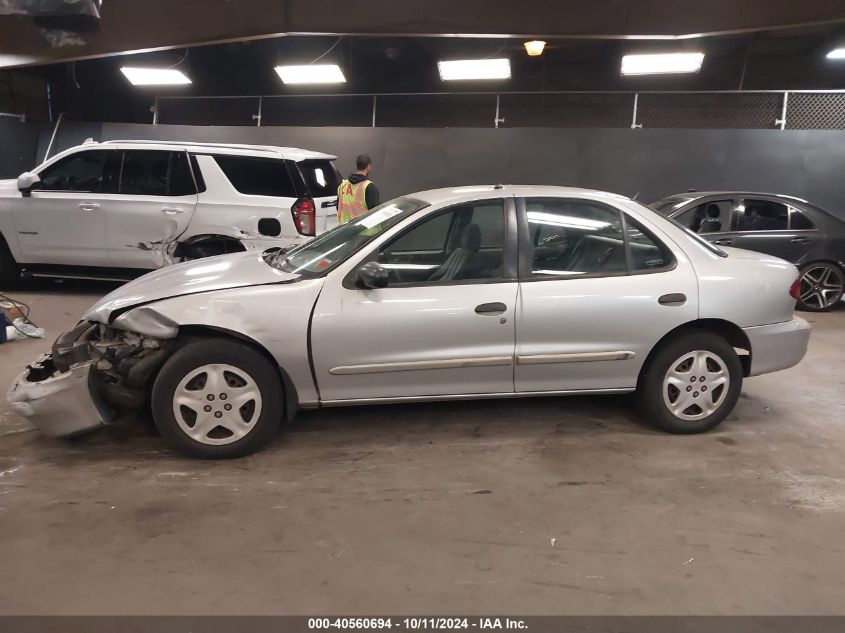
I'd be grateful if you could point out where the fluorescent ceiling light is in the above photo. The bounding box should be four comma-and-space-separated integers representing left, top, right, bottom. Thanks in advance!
827, 48, 845, 60
621, 52, 704, 75
120, 67, 191, 86
438, 58, 511, 81
275, 64, 346, 84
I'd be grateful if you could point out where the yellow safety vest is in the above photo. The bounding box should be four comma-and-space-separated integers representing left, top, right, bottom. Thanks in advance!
337, 179, 371, 224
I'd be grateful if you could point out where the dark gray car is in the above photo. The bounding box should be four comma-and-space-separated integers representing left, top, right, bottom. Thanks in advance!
652, 192, 845, 312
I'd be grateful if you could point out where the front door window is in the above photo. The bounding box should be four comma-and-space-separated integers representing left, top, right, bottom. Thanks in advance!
378, 200, 506, 284
676, 199, 734, 234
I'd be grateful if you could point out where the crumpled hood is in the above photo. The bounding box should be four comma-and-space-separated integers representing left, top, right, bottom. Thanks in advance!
84, 251, 300, 323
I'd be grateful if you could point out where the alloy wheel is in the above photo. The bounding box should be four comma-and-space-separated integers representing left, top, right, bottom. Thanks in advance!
799, 265, 844, 310
662, 350, 730, 421
172, 363, 263, 445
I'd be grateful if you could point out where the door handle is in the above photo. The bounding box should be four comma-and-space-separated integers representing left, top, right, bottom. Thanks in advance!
475, 302, 507, 315
321, 199, 338, 208
658, 293, 687, 306
791, 236, 811, 244
161, 207, 185, 215
712, 238, 734, 246
78, 202, 100, 211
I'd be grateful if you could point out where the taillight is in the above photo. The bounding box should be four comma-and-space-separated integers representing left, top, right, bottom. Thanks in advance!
789, 278, 801, 300
291, 197, 316, 237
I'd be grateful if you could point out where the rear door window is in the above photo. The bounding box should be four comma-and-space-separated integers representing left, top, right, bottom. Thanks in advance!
213, 155, 298, 198
298, 159, 341, 198
790, 208, 815, 230
738, 199, 789, 231
119, 150, 197, 196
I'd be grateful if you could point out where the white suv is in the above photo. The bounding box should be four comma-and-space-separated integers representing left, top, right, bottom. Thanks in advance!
0, 140, 341, 285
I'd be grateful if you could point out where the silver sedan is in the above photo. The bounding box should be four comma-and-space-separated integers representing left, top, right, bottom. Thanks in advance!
8, 186, 811, 458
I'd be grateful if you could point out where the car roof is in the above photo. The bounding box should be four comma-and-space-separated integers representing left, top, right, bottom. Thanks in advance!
658, 191, 811, 204
408, 185, 634, 206
97, 139, 336, 161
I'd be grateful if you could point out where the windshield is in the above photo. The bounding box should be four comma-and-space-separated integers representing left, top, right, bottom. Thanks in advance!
651, 195, 695, 215
271, 197, 428, 277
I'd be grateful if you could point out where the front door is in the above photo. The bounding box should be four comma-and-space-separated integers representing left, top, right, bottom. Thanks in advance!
311, 197, 518, 402
13, 148, 117, 265
106, 148, 198, 268
515, 197, 699, 392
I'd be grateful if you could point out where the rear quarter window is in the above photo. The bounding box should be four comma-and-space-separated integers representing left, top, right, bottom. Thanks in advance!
213, 155, 298, 198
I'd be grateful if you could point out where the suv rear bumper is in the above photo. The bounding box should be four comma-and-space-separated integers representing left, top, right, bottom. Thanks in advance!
743, 317, 811, 377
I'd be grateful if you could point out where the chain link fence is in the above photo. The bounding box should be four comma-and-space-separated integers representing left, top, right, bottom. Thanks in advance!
154, 91, 845, 130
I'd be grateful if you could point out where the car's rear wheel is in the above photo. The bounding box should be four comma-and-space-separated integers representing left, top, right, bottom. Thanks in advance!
796, 262, 844, 312
637, 331, 742, 434
0, 234, 20, 289
151, 338, 284, 458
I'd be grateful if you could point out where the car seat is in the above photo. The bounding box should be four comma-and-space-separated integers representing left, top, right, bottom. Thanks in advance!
428, 224, 481, 281
698, 204, 722, 233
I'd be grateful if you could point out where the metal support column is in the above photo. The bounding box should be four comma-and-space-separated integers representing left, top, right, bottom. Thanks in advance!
494, 94, 504, 128
253, 96, 263, 126
630, 93, 642, 129
776, 91, 789, 130
152, 96, 159, 125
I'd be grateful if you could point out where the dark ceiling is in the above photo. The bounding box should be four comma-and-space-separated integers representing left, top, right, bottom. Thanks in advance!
3, 0, 845, 68
2, 1, 845, 124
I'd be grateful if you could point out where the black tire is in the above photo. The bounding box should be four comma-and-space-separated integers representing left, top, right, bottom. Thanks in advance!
0, 233, 20, 290
637, 330, 743, 434
151, 338, 284, 458
796, 262, 844, 312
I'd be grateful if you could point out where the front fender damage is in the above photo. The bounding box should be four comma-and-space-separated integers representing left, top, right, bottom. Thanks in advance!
7, 319, 177, 437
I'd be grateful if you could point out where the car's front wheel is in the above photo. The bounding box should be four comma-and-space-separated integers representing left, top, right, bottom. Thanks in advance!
151, 338, 284, 458
637, 331, 743, 434
796, 262, 844, 312
0, 234, 20, 289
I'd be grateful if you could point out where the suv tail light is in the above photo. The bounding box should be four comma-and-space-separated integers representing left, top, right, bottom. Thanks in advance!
789, 278, 801, 300
291, 197, 316, 236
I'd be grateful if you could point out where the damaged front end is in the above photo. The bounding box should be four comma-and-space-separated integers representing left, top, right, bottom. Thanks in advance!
7, 322, 174, 438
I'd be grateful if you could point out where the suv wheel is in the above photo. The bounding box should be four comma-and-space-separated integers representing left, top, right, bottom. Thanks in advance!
638, 331, 743, 434
151, 338, 284, 458
797, 262, 844, 312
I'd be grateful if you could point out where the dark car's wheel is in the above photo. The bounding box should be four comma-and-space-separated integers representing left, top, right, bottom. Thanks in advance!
0, 234, 20, 289
637, 331, 743, 434
796, 262, 844, 312
151, 338, 284, 458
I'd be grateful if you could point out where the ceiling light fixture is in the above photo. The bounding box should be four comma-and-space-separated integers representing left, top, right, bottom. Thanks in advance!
621, 52, 704, 75
524, 40, 547, 57
826, 48, 845, 60
275, 64, 346, 84
438, 58, 511, 81
120, 67, 192, 86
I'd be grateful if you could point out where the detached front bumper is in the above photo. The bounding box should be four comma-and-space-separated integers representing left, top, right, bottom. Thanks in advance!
743, 316, 811, 377
7, 353, 113, 438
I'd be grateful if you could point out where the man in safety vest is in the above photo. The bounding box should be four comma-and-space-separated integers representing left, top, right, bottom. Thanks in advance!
337, 154, 381, 224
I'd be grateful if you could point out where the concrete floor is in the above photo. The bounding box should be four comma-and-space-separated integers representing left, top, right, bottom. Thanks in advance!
1, 281, 844, 615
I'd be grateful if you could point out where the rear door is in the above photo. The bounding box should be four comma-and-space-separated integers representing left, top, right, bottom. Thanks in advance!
730, 197, 818, 263
13, 148, 118, 265
515, 197, 698, 392
295, 158, 341, 235
106, 148, 198, 268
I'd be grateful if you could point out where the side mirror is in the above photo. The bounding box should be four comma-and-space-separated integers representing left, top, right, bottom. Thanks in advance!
356, 261, 389, 289
17, 172, 40, 198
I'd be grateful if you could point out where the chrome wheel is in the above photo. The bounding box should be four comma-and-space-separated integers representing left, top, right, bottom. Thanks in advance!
172, 363, 263, 446
662, 350, 729, 421
799, 264, 844, 310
